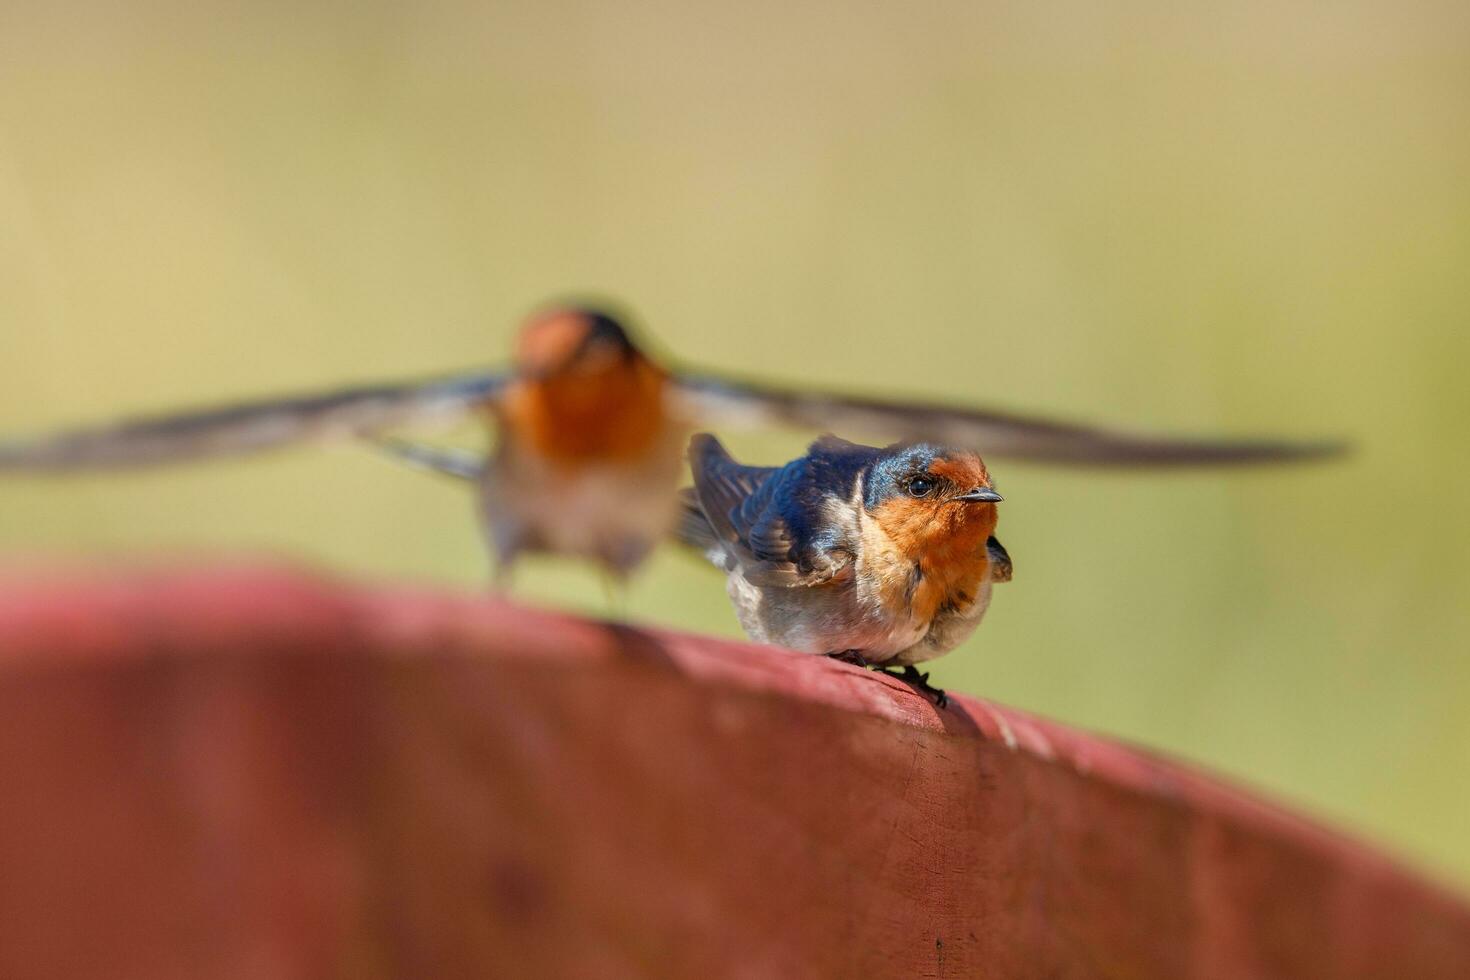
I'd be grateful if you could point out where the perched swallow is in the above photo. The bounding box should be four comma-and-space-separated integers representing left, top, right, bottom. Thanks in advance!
0, 303, 1339, 579
679, 433, 1009, 705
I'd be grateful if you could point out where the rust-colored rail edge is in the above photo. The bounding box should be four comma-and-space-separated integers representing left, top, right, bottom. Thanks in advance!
0, 559, 1464, 931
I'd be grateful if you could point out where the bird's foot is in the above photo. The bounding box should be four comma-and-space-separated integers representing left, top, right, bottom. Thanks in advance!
827, 649, 875, 668
886, 665, 948, 709
828, 653, 947, 708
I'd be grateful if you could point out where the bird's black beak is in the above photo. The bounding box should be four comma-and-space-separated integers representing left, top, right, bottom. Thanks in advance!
957, 487, 1004, 503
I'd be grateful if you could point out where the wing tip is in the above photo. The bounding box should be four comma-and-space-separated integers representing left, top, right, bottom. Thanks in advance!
1157, 435, 1354, 466
0, 439, 87, 473
1002, 434, 1354, 468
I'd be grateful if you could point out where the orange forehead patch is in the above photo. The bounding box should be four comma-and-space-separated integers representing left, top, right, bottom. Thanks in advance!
927, 452, 991, 490
514, 309, 596, 374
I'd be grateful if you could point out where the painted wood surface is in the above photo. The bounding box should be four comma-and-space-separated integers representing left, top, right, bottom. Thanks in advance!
0, 564, 1465, 979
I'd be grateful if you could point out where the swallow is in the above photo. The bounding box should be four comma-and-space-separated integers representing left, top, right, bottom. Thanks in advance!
679, 432, 1009, 705
0, 302, 1340, 580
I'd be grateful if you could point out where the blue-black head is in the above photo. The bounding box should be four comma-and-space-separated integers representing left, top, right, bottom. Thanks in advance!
861, 442, 1002, 512
516, 305, 641, 379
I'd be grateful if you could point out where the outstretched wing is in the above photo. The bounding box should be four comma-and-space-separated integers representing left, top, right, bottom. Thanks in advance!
669, 372, 1345, 466
369, 438, 487, 481
0, 370, 507, 472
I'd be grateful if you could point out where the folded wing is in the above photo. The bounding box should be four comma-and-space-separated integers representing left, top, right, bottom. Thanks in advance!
986, 536, 1013, 583
686, 433, 853, 587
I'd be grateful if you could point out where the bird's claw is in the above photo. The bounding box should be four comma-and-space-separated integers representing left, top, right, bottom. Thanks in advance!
893, 665, 948, 709
828, 653, 948, 708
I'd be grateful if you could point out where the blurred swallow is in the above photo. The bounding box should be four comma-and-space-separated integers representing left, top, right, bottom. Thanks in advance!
0, 303, 1340, 579
680, 433, 1011, 705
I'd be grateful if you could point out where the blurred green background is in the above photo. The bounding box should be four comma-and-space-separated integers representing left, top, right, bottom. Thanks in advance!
1, 0, 1467, 885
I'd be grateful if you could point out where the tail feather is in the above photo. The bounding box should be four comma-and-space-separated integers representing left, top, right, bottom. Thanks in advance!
674, 487, 720, 552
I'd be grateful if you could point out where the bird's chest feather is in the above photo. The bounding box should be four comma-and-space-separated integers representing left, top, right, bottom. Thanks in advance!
858, 501, 994, 632
496, 363, 671, 464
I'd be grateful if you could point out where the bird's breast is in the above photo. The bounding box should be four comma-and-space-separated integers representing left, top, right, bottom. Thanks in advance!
496, 361, 675, 466
856, 503, 993, 636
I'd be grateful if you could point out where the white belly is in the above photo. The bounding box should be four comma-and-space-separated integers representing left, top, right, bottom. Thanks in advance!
719, 555, 995, 666
483, 437, 685, 574
534, 465, 679, 555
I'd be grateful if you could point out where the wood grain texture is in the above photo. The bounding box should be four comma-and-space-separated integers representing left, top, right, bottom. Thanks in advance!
0, 564, 1465, 980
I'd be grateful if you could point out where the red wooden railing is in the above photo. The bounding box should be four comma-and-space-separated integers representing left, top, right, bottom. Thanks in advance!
0, 564, 1466, 979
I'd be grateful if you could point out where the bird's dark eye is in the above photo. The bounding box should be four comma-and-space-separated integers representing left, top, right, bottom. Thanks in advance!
907, 476, 936, 498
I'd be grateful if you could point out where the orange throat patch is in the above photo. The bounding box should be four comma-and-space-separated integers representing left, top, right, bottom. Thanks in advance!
867, 497, 998, 622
